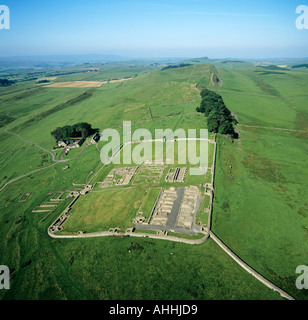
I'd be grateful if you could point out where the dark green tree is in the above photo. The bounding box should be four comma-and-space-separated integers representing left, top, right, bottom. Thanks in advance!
51, 127, 64, 141
207, 110, 221, 133
51, 122, 95, 142
73, 122, 93, 138
198, 87, 237, 137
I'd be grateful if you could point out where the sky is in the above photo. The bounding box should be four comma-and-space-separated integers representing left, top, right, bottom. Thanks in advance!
0, 0, 308, 59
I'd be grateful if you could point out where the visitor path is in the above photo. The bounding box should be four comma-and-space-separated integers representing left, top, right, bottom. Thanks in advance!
0, 128, 89, 192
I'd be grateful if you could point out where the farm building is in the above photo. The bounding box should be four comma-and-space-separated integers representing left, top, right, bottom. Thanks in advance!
91, 132, 101, 144
58, 138, 84, 149
58, 141, 67, 148
67, 138, 84, 148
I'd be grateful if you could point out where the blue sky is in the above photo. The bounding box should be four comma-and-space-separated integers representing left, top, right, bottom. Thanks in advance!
0, 0, 308, 58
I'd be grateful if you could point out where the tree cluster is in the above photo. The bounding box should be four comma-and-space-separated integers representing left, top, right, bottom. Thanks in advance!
36, 79, 50, 84
0, 79, 15, 87
292, 64, 308, 69
161, 63, 192, 71
51, 122, 95, 142
197, 88, 237, 136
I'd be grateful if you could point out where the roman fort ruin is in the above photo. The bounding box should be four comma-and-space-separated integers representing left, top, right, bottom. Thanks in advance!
43, 137, 216, 244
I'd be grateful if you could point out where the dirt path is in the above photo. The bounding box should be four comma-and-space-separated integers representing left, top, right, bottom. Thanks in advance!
0, 129, 90, 192
4, 128, 67, 163
210, 73, 215, 87
60, 142, 89, 161
0, 163, 57, 192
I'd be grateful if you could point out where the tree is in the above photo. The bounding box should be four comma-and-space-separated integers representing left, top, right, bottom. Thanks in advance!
73, 122, 93, 138
198, 87, 237, 137
51, 122, 95, 142
61, 125, 75, 140
207, 110, 221, 133
218, 120, 234, 135
200, 88, 211, 98
0, 79, 15, 87
51, 127, 64, 142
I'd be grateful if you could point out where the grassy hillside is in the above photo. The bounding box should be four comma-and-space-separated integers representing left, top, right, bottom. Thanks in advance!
0, 60, 306, 300
211, 65, 308, 300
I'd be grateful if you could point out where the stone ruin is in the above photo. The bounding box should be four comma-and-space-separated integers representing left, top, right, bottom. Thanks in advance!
49, 207, 71, 233
150, 188, 178, 226
80, 184, 93, 195
176, 186, 201, 229
165, 167, 187, 183
133, 216, 147, 224
18, 193, 31, 203
100, 166, 138, 188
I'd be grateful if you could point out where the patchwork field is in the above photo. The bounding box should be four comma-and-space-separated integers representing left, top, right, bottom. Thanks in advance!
45, 78, 133, 88
45, 81, 105, 88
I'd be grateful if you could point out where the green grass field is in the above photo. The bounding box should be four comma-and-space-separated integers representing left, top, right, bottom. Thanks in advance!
211, 66, 308, 300
61, 136, 214, 235
64, 188, 147, 233
0, 60, 307, 300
